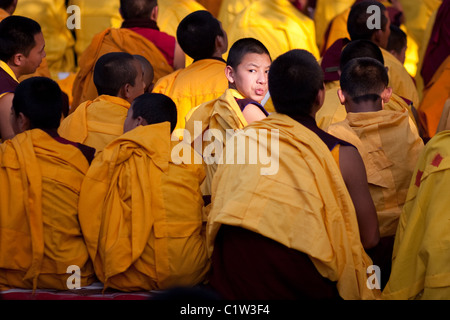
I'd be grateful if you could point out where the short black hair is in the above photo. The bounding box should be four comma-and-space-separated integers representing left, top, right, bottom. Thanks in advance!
0, 15, 42, 62
269, 49, 323, 116
340, 57, 389, 103
387, 24, 407, 55
119, 0, 157, 20
130, 93, 177, 133
93, 52, 138, 96
12, 77, 63, 130
347, 1, 388, 41
226, 38, 271, 70
177, 10, 224, 61
340, 39, 385, 70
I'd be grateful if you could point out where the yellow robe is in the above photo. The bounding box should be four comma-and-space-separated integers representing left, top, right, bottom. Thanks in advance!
196, 0, 223, 17
153, 58, 228, 131
67, 0, 123, 62
0, 129, 95, 290
314, 0, 354, 52
225, 0, 320, 60
382, 130, 450, 300
78, 123, 209, 291
417, 54, 450, 139
184, 88, 248, 198
217, 0, 256, 35
15, 0, 76, 79
71, 28, 174, 110
58, 95, 130, 152
327, 109, 424, 237
207, 112, 380, 300
316, 83, 419, 132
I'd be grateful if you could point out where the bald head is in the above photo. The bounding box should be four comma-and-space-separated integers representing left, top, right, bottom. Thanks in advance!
119, 0, 157, 20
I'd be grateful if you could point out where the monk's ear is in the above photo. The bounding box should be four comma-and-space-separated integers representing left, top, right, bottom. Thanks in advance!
337, 89, 346, 105
15, 112, 30, 133
224, 66, 235, 85
136, 116, 148, 127
12, 53, 24, 67
150, 5, 158, 22
381, 87, 393, 104
315, 83, 325, 108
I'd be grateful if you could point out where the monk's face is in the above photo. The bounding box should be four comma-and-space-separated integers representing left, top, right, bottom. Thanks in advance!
21, 32, 46, 75
127, 60, 145, 102
227, 52, 271, 103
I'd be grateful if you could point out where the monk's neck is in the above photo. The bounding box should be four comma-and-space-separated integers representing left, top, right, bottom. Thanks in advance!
345, 100, 383, 113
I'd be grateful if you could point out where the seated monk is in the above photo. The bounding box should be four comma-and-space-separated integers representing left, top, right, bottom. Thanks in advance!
58, 52, 144, 152
0, 77, 96, 291
0, 16, 47, 141
224, 0, 320, 61
316, 40, 422, 138
71, 0, 184, 110
382, 129, 450, 299
207, 49, 380, 300
327, 57, 424, 288
321, 1, 420, 109
153, 10, 229, 132
184, 37, 271, 208
78, 93, 209, 292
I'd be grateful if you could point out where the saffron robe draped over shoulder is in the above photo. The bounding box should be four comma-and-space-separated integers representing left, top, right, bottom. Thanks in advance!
327, 109, 424, 237
58, 95, 130, 152
71, 28, 173, 109
207, 112, 380, 300
153, 58, 228, 131
185, 88, 249, 199
382, 130, 450, 300
78, 123, 209, 292
0, 129, 95, 290
225, 0, 320, 60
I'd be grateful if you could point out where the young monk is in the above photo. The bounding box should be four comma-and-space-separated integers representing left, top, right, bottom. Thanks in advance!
71, 0, 182, 109
207, 49, 380, 300
78, 93, 209, 292
327, 57, 424, 288
184, 37, 271, 207
0, 15, 46, 141
0, 77, 96, 291
58, 52, 144, 152
152, 10, 229, 131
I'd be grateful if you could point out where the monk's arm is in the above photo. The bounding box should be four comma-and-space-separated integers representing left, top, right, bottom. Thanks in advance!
0, 93, 15, 141
339, 145, 380, 249
241, 104, 267, 124
173, 41, 186, 70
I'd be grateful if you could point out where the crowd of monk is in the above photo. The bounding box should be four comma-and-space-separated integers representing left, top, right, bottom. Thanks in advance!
0, 0, 449, 300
